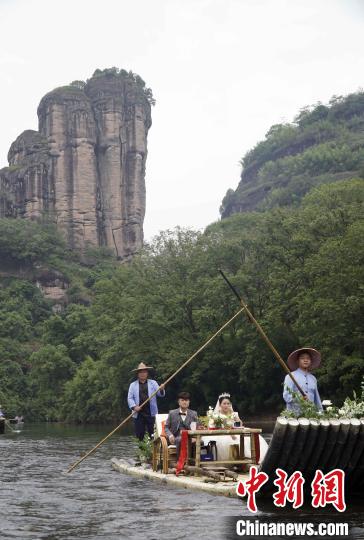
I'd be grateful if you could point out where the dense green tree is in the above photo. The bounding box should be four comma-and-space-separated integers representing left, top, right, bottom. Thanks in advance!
0, 219, 66, 263
0, 360, 27, 415
27, 345, 76, 420
60, 357, 118, 423
54, 179, 363, 420
222, 90, 364, 217
0, 147, 363, 423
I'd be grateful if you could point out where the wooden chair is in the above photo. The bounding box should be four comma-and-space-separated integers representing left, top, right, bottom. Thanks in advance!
152, 414, 177, 473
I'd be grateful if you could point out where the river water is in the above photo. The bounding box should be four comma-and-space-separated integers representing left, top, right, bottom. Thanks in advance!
0, 424, 363, 540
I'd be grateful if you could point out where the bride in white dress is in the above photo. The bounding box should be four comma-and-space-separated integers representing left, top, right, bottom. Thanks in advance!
201, 393, 268, 463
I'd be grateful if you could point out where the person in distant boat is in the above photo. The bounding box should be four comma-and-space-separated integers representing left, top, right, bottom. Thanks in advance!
127, 362, 165, 441
283, 347, 323, 413
0, 405, 4, 418
165, 392, 198, 457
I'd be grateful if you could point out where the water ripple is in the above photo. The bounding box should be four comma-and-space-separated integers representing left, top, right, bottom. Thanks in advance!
0, 424, 362, 539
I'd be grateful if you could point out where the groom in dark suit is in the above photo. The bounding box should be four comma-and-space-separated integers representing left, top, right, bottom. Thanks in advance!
165, 391, 198, 457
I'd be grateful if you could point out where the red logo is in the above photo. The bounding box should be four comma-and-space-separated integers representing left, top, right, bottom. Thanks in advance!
237, 467, 346, 512
273, 469, 305, 509
236, 466, 269, 512
311, 469, 346, 512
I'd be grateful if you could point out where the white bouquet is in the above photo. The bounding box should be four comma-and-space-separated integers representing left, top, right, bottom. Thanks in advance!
206, 406, 235, 428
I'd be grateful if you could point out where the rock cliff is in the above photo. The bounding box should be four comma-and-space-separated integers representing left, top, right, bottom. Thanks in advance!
0, 69, 153, 258
220, 92, 364, 218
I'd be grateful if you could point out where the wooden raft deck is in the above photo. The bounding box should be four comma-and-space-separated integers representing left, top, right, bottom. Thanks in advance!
111, 458, 247, 498
112, 417, 364, 499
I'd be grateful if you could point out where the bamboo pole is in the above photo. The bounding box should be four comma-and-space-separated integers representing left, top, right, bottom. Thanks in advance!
219, 270, 306, 397
67, 307, 245, 473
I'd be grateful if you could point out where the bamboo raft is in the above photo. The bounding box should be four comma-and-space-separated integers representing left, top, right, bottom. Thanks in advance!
70, 275, 363, 485
111, 458, 247, 497
112, 417, 364, 499
260, 416, 364, 496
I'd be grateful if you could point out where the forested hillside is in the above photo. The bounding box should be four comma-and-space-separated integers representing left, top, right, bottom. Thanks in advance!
221, 91, 364, 216
1, 179, 363, 421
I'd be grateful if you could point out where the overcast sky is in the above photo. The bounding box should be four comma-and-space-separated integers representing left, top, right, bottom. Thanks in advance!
1, 0, 364, 240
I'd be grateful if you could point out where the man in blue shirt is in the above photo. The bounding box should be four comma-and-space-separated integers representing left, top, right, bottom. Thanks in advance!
283, 348, 323, 413
127, 362, 165, 440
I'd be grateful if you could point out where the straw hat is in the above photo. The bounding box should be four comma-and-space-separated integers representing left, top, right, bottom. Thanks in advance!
287, 347, 321, 370
132, 362, 154, 372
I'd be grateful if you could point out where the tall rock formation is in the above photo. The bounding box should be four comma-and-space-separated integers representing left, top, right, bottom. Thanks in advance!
0, 69, 153, 258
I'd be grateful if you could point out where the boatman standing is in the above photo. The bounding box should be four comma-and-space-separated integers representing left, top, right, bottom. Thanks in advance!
127, 362, 165, 441
283, 347, 323, 413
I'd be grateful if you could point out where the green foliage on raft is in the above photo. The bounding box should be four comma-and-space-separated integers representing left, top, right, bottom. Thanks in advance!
281, 378, 364, 419
136, 434, 153, 462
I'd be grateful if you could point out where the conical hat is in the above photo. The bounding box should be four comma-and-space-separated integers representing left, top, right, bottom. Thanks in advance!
132, 362, 154, 372
287, 347, 321, 370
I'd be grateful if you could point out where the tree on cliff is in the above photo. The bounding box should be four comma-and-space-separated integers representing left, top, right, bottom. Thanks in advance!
222, 90, 364, 217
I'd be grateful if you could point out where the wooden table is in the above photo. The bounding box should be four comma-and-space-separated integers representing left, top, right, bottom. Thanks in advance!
186, 428, 262, 468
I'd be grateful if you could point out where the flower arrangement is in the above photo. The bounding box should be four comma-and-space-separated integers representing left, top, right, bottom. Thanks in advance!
197, 416, 209, 428
206, 406, 236, 428
338, 394, 364, 418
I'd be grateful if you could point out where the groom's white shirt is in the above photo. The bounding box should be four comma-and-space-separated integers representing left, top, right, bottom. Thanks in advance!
179, 408, 187, 420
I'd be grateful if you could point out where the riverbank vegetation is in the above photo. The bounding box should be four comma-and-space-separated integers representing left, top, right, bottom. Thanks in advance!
0, 177, 363, 422
1, 91, 364, 422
